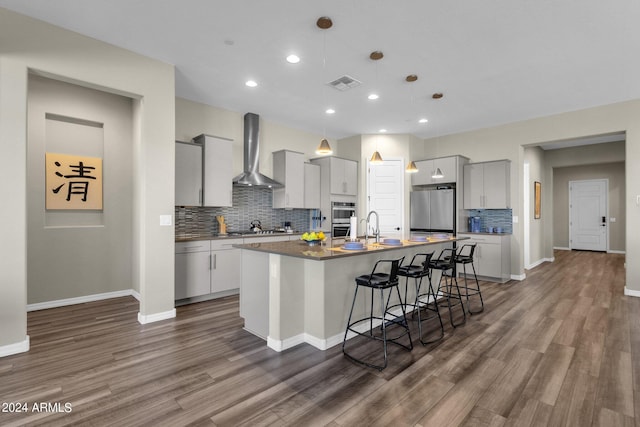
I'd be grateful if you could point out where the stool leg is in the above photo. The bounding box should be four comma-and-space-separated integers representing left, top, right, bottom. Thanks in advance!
342, 285, 360, 351
379, 288, 388, 370
417, 274, 444, 345
450, 274, 467, 327
468, 261, 484, 314
391, 284, 413, 351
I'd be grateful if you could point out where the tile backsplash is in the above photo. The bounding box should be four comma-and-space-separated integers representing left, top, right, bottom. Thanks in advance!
175, 186, 310, 238
466, 209, 513, 234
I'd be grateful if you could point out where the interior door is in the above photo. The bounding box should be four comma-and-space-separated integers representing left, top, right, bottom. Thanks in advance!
367, 159, 404, 239
569, 179, 607, 251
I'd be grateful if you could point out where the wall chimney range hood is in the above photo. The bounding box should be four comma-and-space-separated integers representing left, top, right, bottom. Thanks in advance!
232, 113, 283, 188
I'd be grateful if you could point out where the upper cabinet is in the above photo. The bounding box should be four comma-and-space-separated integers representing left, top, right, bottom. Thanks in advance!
411, 156, 460, 186
272, 150, 305, 208
175, 141, 203, 206
311, 156, 358, 196
194, 134, 233, 207
463, 160, 511, 209
304, 162, 320, 209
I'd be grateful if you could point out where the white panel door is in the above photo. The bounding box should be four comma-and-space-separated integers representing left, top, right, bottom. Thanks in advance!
570, 180, 607, 251
367, 159, 403, 239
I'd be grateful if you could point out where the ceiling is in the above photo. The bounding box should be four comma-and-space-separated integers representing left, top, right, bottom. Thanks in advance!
1, 1, 639, 140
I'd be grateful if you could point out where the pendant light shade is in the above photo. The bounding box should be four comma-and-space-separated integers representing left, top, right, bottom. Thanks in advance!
370, 150, 384, 164
406, 161, 418, 173
432, 167, 444, 179
315, 138, 333, 155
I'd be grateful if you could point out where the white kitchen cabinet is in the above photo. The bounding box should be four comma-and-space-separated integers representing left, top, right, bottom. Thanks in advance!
210, 239, 242, 293
456, 233, 511, 283
195, 134, 234, 207
329, 157, 358, 195
175, 141, 202, 206
304, 162, 320, 209
273, 150, 305, 208
310, 156, 358, 196
411, 156, 462, 186
175, 241, 211, 299
463, 160, 510, 209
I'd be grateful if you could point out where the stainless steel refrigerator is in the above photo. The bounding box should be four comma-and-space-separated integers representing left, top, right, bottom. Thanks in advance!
410, 189, 455, 233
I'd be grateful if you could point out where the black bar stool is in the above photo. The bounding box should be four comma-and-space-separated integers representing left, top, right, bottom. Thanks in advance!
394, 252, 444, 345
429, 248, 466, 328
342, 257, 412, 370
455, 243, 484, 314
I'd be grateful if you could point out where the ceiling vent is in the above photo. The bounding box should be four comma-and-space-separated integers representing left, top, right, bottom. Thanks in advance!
327, 75, 362, 91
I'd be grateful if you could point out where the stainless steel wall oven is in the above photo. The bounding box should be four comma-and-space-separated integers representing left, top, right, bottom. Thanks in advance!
331, 201, 356, 237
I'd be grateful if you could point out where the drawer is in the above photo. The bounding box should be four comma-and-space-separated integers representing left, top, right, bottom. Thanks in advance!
175, 241, 210, 253
210, 238, 244, 251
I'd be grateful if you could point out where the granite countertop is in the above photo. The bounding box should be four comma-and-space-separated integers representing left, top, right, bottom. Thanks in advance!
234, 236, 469, 261
457, 231, 512, 236
176, 232, 303, 242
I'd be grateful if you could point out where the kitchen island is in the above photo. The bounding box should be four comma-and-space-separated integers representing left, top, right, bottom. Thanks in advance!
235, 236, 467, 352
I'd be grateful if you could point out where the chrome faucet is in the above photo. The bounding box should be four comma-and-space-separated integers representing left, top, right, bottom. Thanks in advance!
366, 210, 380, 243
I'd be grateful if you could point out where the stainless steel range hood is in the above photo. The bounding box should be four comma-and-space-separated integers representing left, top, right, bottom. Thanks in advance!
232, 113, 283, 188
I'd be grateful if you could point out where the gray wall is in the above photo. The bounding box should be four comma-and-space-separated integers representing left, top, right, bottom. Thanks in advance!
27, 75, 134, 304
552, 162, 626, 251
1, 8, 175, 352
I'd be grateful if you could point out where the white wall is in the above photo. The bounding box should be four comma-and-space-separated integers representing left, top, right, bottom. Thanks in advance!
175, 97, 332, 180
422, 100, 640, 292
0, 8, 175, 352
524, 146, 545, 267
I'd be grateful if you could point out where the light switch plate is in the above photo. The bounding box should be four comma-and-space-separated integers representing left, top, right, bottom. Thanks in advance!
610, 217, 616, 222
160, 215, 172, 226
512, 216, 519, 223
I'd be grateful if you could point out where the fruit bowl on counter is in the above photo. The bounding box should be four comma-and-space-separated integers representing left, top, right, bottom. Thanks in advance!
300, 231, 326, 246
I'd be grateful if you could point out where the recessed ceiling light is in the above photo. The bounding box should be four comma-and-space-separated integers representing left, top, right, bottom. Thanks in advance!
325, 108, 335, 114
419, 118, 428, 123
286, 54, 300, 64
379, 129, 387, 133
432, 92, 444, 99
245, 80, 258, 87
368, 93, 379, 100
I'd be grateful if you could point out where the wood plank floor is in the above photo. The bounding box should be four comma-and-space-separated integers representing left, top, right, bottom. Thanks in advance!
0, 250, 634, 426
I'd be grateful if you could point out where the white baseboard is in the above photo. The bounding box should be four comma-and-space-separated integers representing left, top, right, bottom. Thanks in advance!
624, 287, 640, 298
511, 273, 526, 281
0, 335, 30, 358
266, 301, 431, 352
137, 309, 176, 325
526, 257, 555, 270
27, 289, 140, 312
553, 247, 570, 251
608, 250, 626, 254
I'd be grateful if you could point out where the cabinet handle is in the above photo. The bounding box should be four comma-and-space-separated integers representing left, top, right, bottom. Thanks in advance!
199, 189, 203, 204
213, 254, 217, 270
209, 254, 212, 270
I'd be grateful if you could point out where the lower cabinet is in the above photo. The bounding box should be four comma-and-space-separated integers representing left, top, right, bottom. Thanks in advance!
175, 238, 242, 300
175, 241, 211, 300
210, 239, 242, 293
456, 233, 511, 283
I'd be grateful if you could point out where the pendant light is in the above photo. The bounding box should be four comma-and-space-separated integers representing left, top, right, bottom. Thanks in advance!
406, 161, 418, 173
315, 17, 333, 156
404, 74, 421, 173
370, 150, 384, 164
316, 138, 332, 155
432, 168, 444, 179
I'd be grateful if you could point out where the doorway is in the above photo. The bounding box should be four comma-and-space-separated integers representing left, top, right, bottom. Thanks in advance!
569, 179, 608, 251
366, 158, 404, 239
